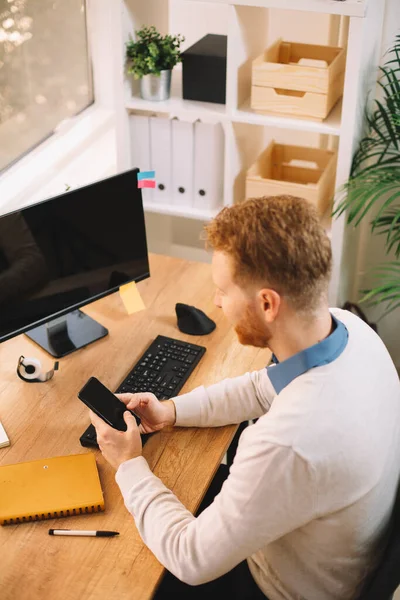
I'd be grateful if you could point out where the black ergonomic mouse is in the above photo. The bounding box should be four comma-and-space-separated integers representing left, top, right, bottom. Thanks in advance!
175, 303, 216, 336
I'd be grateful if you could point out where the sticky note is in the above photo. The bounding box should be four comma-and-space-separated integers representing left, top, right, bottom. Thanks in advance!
137, 171, 156, 181
119, 282, 146, 315
138, 180, 156, 189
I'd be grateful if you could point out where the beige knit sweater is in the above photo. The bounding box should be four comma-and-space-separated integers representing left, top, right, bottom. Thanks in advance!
116, 309, 400, 600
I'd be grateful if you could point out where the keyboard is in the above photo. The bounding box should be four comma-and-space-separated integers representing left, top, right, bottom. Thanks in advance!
80, 335, 206, 448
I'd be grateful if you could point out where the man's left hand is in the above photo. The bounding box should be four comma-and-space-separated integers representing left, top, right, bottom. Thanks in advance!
89, 410, 142, 471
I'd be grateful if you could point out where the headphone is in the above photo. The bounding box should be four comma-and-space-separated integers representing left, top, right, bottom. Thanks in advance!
17, 355, 59, 383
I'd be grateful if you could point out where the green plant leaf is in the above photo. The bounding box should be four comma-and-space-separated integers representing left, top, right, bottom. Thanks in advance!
125, 26, 185, 78
358, 261, 400, 317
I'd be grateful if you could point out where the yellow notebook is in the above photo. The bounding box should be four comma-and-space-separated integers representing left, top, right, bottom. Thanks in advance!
0, 453, 105, 525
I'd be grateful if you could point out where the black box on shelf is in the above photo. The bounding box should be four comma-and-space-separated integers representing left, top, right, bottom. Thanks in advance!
182, 34, 227, 105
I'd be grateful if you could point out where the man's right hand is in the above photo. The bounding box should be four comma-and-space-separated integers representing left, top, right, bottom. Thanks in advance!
116, 392, 176, 434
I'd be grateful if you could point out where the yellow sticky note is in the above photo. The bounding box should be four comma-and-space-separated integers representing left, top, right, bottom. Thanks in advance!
119, 282, 146, 315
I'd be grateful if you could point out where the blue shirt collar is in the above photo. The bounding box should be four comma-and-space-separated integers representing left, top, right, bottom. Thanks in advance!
266, 314, 348, 394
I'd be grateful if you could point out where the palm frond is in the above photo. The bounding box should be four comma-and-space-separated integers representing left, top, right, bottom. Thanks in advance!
333, 167, 400, 225
359, 262, 400, 318
333, 33, 400, 322
345, 38, 400, 176
372, 209, 400, 257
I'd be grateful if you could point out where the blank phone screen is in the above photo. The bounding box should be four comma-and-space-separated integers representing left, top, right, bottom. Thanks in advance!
78, 377, 128, 430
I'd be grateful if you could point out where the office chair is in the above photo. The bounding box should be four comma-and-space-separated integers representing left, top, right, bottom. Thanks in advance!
356, 482, 400, 600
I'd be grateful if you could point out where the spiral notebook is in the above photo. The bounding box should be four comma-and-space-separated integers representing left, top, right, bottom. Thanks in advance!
0, 453, 105, 525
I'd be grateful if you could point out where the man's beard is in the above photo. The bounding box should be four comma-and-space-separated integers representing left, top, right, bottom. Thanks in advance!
234, 304, 271, 348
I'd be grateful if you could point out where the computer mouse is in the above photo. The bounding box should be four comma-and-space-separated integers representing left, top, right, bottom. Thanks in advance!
175, 303, 216, 336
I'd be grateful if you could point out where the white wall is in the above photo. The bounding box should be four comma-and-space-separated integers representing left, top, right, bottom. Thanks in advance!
351, 0, 400, 367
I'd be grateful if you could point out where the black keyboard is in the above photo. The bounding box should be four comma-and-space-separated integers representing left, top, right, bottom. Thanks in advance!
80, 335, 206, 448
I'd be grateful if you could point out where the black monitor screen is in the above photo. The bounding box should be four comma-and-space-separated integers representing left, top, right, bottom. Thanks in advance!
0, 168, 149, 342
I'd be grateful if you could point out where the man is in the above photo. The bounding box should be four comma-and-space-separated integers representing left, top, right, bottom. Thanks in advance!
90, 196, 400, 600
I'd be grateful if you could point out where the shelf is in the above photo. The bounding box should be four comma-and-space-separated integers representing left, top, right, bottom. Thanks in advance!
143, 200, 220, 221
233, 98, 342, 135
143, 198, 334, 227
183, 0, 368, 17
126, 70, 229, 123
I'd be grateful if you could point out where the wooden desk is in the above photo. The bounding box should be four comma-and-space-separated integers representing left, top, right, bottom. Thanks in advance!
0, 254, 270, 600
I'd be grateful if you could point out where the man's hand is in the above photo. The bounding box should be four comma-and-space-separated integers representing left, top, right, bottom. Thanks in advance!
89, 410, 142, 471
116, 392, 176, 434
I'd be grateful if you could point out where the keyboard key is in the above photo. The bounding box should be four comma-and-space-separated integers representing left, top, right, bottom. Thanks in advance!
185, 354, 197, 364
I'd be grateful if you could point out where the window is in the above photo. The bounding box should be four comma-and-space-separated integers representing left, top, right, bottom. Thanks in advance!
0, 0, 93, 173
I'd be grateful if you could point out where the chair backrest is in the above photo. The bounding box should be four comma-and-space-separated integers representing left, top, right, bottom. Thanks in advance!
356, 483, 400, 600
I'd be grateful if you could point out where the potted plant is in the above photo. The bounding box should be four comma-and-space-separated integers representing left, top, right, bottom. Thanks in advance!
126, 26, 185, 102
334, 34, 400, 318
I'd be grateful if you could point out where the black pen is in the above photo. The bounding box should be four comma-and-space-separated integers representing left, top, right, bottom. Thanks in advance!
49, 529, 119, 537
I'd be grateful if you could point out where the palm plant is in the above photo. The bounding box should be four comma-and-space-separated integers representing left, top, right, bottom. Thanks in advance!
334, 34, 400, 317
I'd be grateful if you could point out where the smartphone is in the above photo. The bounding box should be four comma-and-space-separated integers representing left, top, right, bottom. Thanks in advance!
78, 376, 131, 431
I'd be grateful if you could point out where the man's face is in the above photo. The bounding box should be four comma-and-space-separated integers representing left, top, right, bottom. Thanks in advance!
212, 251, 272, 348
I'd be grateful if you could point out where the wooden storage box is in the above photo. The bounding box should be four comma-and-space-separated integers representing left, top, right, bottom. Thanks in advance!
245, 141, 337, 215
251, 40, 346, 120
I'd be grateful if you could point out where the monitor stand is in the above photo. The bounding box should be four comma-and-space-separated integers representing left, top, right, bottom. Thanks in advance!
25, 310, 109, 358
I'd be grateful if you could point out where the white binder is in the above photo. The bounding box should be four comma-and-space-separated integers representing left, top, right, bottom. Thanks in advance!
171, 119, 194, 207
193, 122, 225, 211
129, 114, 153, 204
150, 117, 172, 204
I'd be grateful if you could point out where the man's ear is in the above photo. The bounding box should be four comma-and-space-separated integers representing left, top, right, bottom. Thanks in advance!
258, 288, 281, 323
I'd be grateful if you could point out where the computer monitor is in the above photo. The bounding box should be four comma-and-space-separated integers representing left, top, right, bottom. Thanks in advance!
0, 168, 149, 358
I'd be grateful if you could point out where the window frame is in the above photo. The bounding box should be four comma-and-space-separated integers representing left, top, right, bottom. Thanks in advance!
0, 0, 116, 214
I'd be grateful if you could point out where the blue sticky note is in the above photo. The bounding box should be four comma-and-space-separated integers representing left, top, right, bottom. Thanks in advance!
137, 171, 155, 181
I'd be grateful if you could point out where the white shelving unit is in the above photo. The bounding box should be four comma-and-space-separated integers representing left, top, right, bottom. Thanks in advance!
125, 70, 230, 122
112, 0, 386, 304
142, 200, 220, 221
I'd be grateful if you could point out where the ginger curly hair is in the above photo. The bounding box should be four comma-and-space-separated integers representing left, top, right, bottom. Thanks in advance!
204, 195, 332, 312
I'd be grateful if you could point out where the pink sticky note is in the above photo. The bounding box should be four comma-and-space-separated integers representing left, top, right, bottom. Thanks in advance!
138, 180, 156, 189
